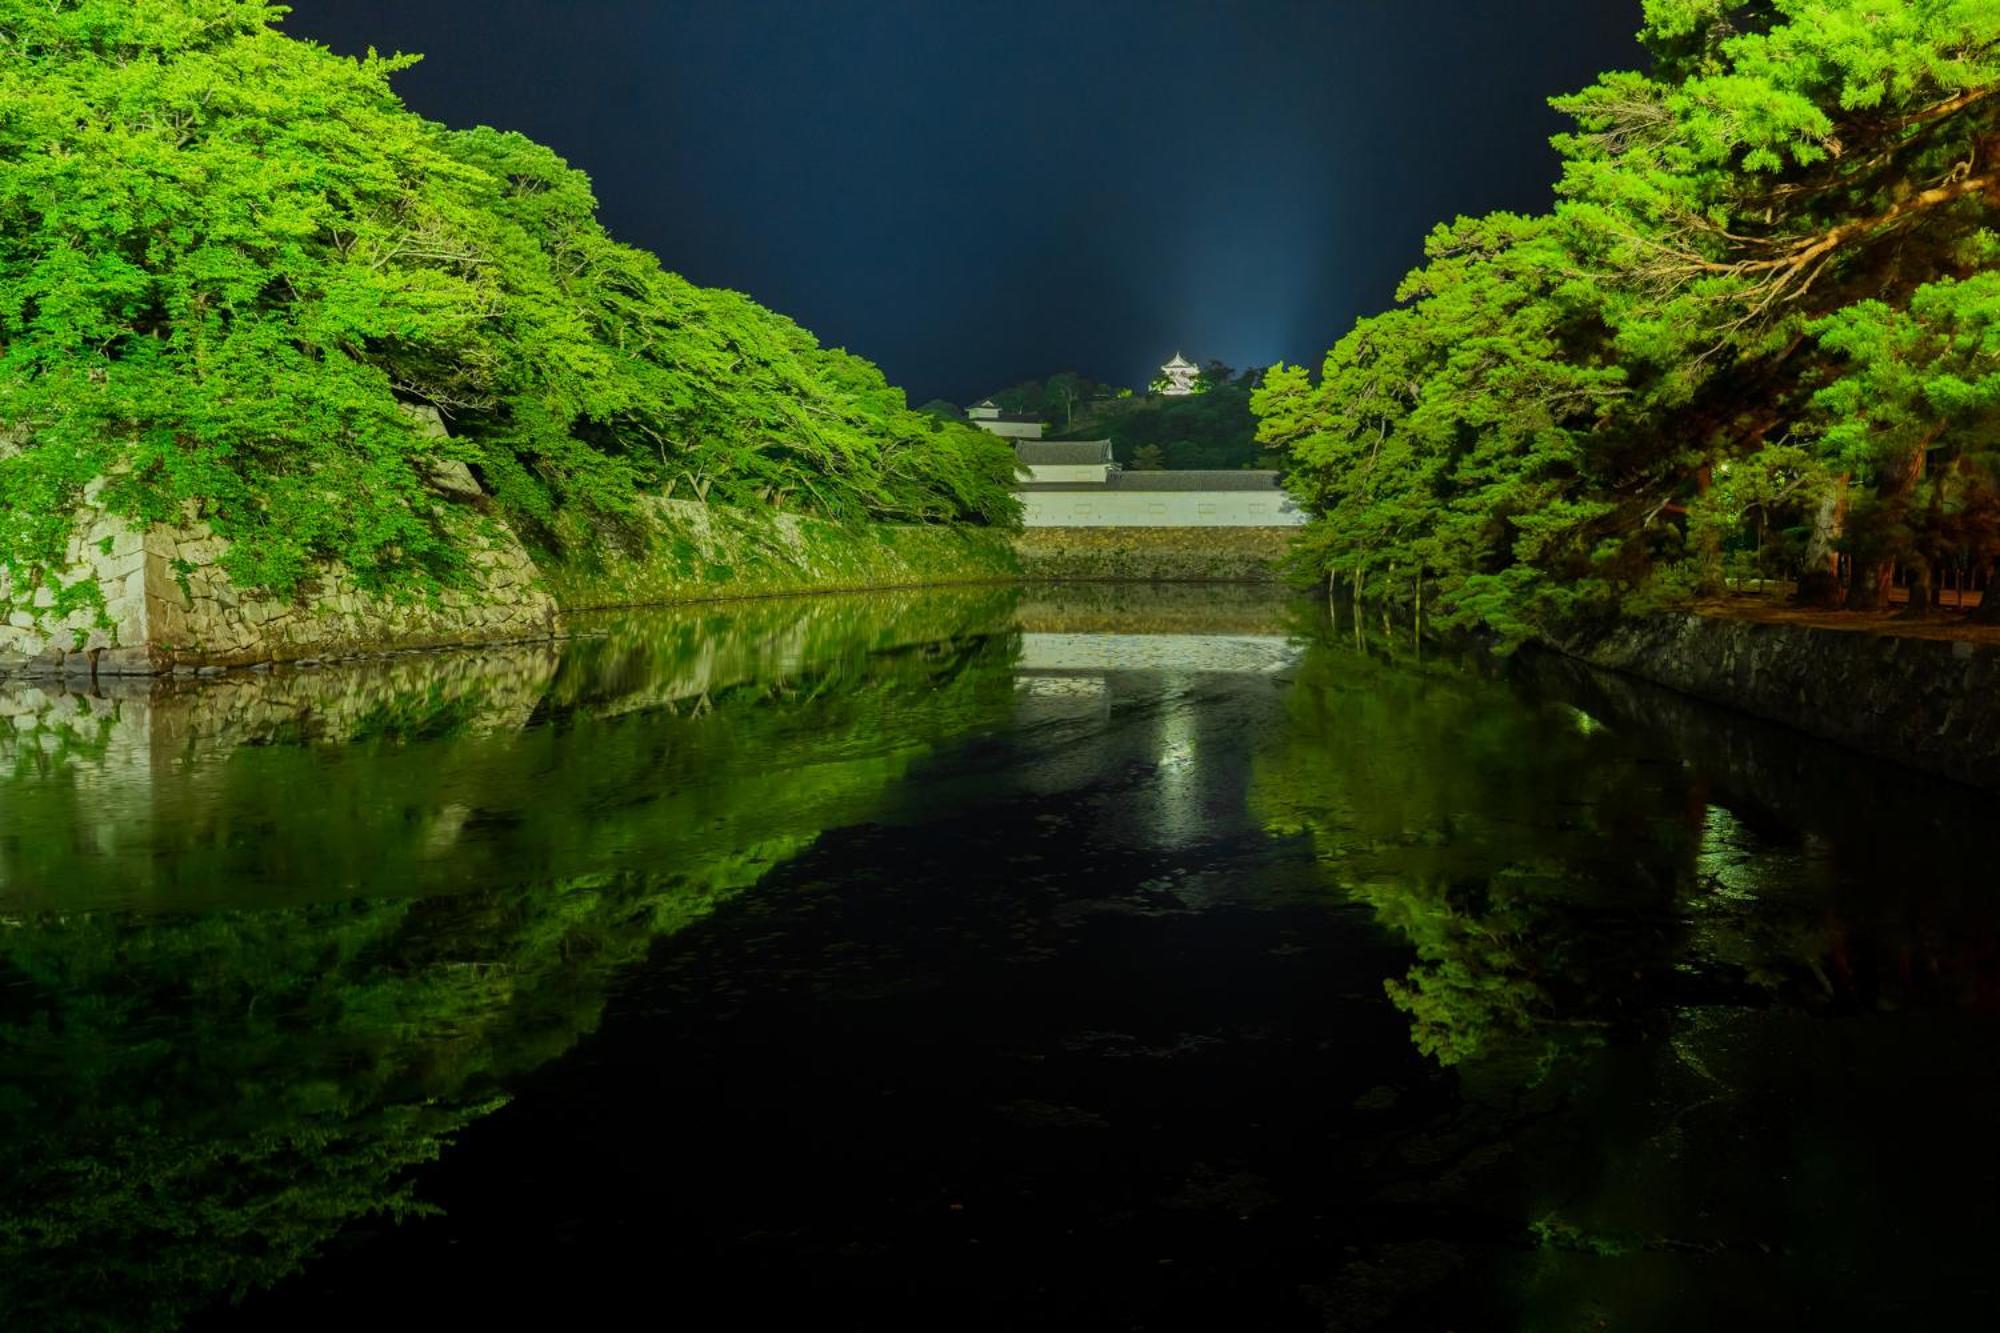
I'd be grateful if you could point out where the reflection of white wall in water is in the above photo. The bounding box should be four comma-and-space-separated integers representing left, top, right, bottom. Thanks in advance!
1009, 641, 1276, 849
1151, 672, 1203, 844
1016, 633, 1299, 675
0, 653, 559, 902
0, 683, 160, 882
1019, 490, 1308, 527
1014, 674, 1108, 698
1010, 672, 1112, 728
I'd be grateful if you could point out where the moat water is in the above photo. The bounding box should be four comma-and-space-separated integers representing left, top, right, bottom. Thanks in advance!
2, 584, 1995, 1330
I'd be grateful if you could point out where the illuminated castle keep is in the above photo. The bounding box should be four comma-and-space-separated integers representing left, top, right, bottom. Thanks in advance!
1157, 352, 1200, 396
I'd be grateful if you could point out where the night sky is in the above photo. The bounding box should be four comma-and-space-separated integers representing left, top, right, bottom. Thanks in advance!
284, 1, 1642, 404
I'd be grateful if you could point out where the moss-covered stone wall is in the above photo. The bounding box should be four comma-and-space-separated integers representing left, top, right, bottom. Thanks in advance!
2, 490, 1019, 676
1012, 526, 1294, 583
541, 497, 1019, 611
1, 507, 557, 677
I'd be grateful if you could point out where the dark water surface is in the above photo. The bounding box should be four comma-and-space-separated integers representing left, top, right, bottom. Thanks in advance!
3, 584, 1996, 1330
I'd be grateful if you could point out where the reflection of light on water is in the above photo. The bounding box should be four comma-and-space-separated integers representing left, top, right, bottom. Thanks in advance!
1696, 805, 1762, 902
1153, 675, 1203, 843
1016, 633, 1298, 675
1566, 704, 1606, 736
1694, 805, 1821, 909
1014, 675, 1108, 698
1007, 630, 1297, 846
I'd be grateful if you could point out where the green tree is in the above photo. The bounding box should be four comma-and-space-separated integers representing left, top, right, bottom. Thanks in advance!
1258, 0, 2000, 639
1809, 266, 2000, 615
0, 0, 1018, 623
1045, 371, 1087, 428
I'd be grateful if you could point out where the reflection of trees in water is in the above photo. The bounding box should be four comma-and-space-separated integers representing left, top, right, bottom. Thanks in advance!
0, 591, 1021, 1331
1253, 622, 1698, 1068
0, 587, 1022, 912
1254, 615, 2000, 1328
1255, 615, 1997, 1067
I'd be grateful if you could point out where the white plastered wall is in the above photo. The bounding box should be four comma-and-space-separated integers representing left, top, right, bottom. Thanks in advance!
1019, 491, 1307, 527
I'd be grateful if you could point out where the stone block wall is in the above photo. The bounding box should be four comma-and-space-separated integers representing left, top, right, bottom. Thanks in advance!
144, 515, 556, 671
1013, 526, 1295, 582
2, 508, 558, 678
0, 491, 157, 675
1581, 613, 2000, 790
540, 496, 1019, 611
2, 406, 560, 677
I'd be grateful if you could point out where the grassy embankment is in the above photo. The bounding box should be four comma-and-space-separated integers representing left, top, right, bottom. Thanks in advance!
541, 499, 1020, 611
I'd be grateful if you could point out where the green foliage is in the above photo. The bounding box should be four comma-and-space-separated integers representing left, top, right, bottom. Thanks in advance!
539, 498, 1019, 612
984, 370, 1117, 427
0, 0, 1017, 618
1060, 367, 1273, 471
0, 587, 1023, 1328
1259, 0, 2000, 640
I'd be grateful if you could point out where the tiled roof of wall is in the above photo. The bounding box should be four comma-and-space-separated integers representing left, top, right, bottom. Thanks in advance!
1016, 440, 1114, 464
1018, 470, 1285, 493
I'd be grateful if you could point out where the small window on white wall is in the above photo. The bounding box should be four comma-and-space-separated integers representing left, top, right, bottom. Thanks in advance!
1148, 503, 1167, 516
1198, 503, 1218, 518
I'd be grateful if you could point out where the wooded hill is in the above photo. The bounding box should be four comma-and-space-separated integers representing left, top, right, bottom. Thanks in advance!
974, 365, 1277, 472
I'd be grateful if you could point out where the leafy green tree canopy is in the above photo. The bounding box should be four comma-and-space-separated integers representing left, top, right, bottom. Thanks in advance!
0, 0, 1018, 614
1257, 0, 1999, 640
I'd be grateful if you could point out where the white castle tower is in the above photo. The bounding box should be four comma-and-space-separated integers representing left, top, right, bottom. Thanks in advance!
1158, 351, 1200, 396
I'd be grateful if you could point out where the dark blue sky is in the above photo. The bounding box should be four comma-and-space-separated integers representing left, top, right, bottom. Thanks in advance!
284, 1, 1642, 404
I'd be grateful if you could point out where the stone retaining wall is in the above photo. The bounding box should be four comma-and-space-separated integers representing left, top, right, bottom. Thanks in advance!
145, 515, 555, 672
2, 507, 558, 678
1013, 526, 1293, 582
2, 405, 1053, 676
1, 491, 1019, 676
0, 491, 155, 675
541, 497, 1019, 611
1580, 613, 2000, 790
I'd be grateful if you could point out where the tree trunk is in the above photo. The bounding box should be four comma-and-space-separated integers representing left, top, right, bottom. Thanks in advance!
1900, 451, 1952, 619
1846, 559, 1894, 611
1850, 447, 1927, 611
1902, 559, 1936, 617
1692, 461, 1724, 594
1795, 476, 1846, 608
1971, 558, 2000, 624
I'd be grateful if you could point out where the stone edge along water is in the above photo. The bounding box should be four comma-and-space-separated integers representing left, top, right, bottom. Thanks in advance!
1580, 613, 2000, 791
1, 495, 1020, 682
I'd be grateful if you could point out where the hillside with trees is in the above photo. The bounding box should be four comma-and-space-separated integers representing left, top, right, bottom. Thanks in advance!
0, 0, 1018, 620
981, 364, 1279, 471
1254, 0, 2000, 644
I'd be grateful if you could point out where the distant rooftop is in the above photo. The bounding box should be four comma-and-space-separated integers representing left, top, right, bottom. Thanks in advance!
968, 398, 1041, 418
1019, 470, 1285, 493
1016, 440, 1113, 465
